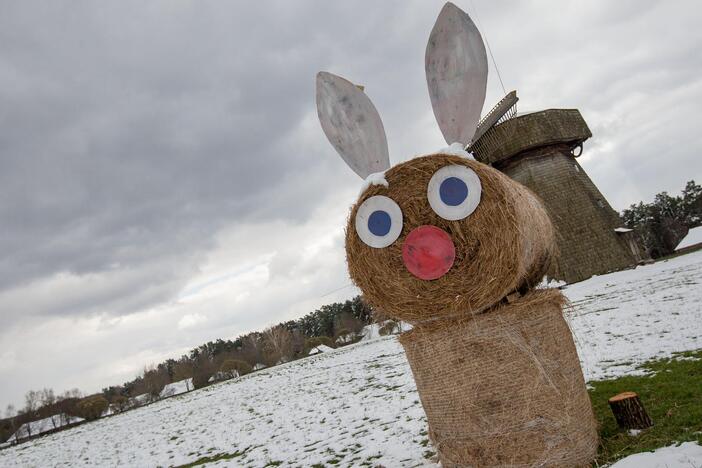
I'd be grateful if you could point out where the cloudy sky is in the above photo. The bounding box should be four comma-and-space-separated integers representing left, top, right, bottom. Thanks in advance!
1, 0, 700, 410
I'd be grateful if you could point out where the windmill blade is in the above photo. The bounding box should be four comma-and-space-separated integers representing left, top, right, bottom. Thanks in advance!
316, 72, 390, 179
470, 90, 518, 146
426, 2, 488, 146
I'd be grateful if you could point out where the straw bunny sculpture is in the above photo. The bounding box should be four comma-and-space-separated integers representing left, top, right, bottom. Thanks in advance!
316, 3, 597, 467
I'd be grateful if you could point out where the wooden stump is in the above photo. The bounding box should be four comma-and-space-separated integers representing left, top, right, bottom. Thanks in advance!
608, 391, 653, 430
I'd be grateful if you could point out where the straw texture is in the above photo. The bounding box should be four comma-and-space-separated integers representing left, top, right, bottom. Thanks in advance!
346, 154, 555, 323
399, 289, 598, 467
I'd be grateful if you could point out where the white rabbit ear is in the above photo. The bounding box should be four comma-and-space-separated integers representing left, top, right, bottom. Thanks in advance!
316, 71, 390, 179
426, 2, 488, 146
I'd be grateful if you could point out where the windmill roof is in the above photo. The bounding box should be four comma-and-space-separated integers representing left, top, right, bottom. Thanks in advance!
470, 109, 591, 165
676, 226, 702, 250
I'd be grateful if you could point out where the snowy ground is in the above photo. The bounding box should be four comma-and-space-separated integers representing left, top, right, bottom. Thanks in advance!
565, 250, 702, 381
2, 250, 701, 467
609, 442, 702, 468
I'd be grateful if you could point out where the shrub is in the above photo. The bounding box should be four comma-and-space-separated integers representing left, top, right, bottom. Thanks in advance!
305, 336, 335, 352
220, 359, 252, 377
191, 371, 212, 390
75, 395, 108, 421
110, 395, 128, 413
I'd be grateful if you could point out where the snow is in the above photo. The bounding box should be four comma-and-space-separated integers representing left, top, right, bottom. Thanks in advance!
358, 170, 388, 195
614, 227, 633, 233
159, 378, 193, 398
609, 442, 702, 467
431, 142, 475, 160
210, 371, 238, 382
563, 249, 702, 381
1, 250, 700, 467
360, 322, 382, 341
676, 226, 702, 250
307, 344, 335, 355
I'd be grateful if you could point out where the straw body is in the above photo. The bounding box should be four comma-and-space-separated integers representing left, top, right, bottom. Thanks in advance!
399, 289, 598, 467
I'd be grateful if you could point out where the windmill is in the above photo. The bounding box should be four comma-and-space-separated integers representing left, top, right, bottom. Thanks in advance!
426, 3, 644, 283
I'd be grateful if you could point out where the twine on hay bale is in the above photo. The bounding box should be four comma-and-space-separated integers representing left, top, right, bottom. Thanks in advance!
399, 289, 598, 468
346, 154, 556, 323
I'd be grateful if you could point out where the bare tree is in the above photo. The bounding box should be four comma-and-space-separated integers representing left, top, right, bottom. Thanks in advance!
263, 325, 293, 365
334, 313, 364, 344
191, 354, 216, 389
142, 365, 168, 397
173, 360, 194, 390
5, 404, 16, 434
23, 390, 39, 416
290, 329, 306, 359
5, 404, 15, 419
240, 333, 263, 367
61, 388, 82, 400
39, 388, 56, 407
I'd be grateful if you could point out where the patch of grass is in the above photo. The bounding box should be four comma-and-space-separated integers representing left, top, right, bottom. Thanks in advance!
174, 446, 251, 467
590, 350, 702, 465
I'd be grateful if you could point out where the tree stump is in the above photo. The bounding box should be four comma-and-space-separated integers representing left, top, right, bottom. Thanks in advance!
608, 391, 653, 430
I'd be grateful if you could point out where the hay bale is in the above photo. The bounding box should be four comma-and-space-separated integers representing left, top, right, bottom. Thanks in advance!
399, 289, 598, 467
346, 154, 555, 323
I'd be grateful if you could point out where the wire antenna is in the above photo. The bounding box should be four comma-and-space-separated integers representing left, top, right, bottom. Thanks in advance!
469, 0, 506, 95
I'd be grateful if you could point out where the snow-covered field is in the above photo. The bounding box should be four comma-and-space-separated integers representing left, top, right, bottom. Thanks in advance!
2, 251, 701, 467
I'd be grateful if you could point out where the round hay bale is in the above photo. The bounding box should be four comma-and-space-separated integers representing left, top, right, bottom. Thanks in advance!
345, 153, 555, 323
399, 289, 598, 467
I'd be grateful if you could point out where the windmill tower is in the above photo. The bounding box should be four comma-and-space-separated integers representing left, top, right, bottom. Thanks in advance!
469, 106, 645, 283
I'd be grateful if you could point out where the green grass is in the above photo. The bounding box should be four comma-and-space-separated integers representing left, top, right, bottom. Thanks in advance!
589, 350, 702, 465
174, 446, 251, 467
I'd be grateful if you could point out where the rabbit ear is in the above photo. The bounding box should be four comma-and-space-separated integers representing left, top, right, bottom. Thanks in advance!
426, 2, 488, 146
316, 71, 390, 179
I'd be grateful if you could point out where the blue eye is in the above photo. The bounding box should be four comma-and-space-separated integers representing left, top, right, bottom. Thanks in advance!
355, 195, 403, 248
428, 165, 482, 221
368, 210, 392, 236
439, 177, 468, 206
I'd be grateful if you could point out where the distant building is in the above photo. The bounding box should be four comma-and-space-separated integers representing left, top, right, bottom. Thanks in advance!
308, 345, 335, 356
675, 226, 702, 254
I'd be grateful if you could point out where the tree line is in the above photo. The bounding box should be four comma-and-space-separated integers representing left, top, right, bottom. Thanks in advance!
1, 296, 376, 443
621, 180, 701, 258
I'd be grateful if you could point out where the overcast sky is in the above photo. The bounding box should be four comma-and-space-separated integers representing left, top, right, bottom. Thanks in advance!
1, 0, 700, 410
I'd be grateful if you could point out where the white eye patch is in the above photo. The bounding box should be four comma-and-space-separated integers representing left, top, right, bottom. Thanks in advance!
427, 165, 482, 220
355, 195, 403, 248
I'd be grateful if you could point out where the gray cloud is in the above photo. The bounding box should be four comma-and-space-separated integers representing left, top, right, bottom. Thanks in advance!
0, 0, 700, 408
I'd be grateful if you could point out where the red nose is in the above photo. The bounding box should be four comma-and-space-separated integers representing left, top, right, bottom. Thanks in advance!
402, 225, 456, 280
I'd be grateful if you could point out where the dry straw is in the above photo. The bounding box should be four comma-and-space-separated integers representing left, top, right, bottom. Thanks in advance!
346, 154, 556, 323
399, 289, 598, 467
